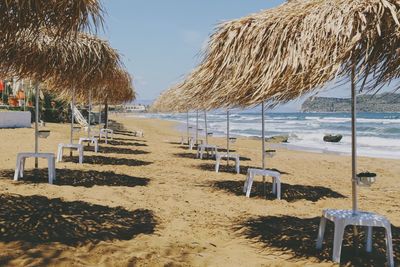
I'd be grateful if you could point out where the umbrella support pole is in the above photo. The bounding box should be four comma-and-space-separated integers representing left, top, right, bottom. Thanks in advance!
106, 102, 109, 129
87, 90, 92, 147
227, 110, 230, 166
351, 61, 359, 251
196, 110, 199, 146
205, 112, 208, 145
262, 102, 266, 196
88, 90, 91, 139
70, 88, 75, 157
99, 104, 102, 130
186, 111, 190, 145
34, 83, 39, 169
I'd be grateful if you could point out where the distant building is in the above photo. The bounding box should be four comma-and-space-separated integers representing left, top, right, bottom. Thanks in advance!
123, 104, 147, 113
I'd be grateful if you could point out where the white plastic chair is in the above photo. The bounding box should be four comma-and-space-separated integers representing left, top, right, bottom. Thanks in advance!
316, 209, 394, 266
215, 153, 240, 174
57, 143, 84, 164
244, 168, 281, 199
14, 152, 56, 184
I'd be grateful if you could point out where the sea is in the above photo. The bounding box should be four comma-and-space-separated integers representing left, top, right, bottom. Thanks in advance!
141, 111, 400, 159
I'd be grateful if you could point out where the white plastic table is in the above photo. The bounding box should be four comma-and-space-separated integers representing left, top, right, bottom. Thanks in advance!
215, 153, 240, 174
79, 137, 99, 153
244, 168, 281, 199
14, 152, 56, 184
316, 209, 394, 266
188, 137, 195, 150
57, 143, 84, 164
181, 136, 192, 146
134, 130, 144, 137
197, 144, 218, 159
100, 128, 114, 144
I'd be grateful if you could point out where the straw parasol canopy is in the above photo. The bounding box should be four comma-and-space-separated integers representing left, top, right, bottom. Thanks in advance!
172, 0, 400, 110
0, 30, 124, 96
55, 68, 136, 105
151, 84, 206, 113
0, 0, 103, 38
151, 87, 188, 113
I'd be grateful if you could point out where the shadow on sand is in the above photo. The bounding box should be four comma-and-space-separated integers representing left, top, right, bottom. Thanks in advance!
173, 152, 198, 159
107, 140, 148, 147
114, 131, 143, 138
84, 145, 149, 155
0, 169, 150, 188
236, 215, 399, 266
168, 141, 182, 145
0, 194, 156, 245
110, 137, 146, 142
212, 180, 345, 202
198, 163, 289, 175
64, 155, 152, 167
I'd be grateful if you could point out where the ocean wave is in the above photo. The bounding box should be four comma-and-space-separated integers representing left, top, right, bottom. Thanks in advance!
146, 112, 400, 159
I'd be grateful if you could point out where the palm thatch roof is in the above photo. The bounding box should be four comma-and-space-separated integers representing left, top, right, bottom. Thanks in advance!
150, 86, 194, 113
56, 68, 136, 105
0, 30, 128, 99
0, 0, 103, 38
164, 0, 400, 110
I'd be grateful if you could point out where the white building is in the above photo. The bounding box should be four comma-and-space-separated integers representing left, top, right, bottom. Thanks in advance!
124, 104, 146, 113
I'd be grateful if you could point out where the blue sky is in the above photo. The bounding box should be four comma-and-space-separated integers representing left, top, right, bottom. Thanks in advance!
101, 1, 377, 112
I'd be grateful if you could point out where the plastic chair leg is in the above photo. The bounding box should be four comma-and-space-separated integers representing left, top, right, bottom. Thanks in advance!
48, 158, 53, 184
215, 157, 220, 173
316, 216, 327, 249
14, 156, 21, 181
246, 173, 254, 198
276, 179, 281, 200
385, 224, 394, 267
365, 226, 373, 253
332, 221, 346, 263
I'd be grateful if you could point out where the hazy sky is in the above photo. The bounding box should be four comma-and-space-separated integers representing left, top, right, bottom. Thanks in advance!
101, 1, 373, 112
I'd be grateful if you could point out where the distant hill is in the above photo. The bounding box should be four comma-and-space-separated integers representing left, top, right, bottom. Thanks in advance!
301, 93, 400, 112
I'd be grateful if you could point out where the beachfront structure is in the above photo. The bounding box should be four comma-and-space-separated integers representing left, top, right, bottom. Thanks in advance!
123, 104, 147, 113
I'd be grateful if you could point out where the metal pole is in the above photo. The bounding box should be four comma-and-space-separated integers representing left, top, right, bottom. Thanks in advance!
22, 79, 26, 111
204, 111, 208, 144
102, 101, 108, 129
70, 88, 75, 156
99, 104, 102, 130
351, 59, 359, 252
88, 90, 92, 138
34, 83, 39, 168
227, 110, 230, 166
196, 110, 199, 146
262, 102, 266, 196
186, 111, 190, 144
106, 102, 109, 129
351, 65, 358, 214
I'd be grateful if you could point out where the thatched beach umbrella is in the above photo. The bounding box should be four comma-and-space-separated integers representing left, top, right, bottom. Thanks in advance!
53, 72, 134, 154
56, 68, 134, 140
151, 87, 197, 145
0, 0, 103, 39
173, 0, 400, 261
1, 30, 125, 164
176, 0, 400, 207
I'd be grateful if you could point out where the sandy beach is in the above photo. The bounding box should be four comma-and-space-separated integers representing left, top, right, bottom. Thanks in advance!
0, 115, 398, 266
